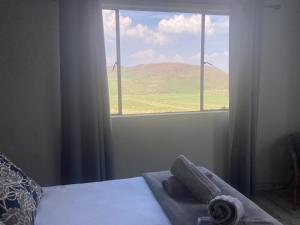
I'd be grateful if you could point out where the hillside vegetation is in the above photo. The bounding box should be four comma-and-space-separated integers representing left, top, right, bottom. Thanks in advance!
107, 63, 229, 114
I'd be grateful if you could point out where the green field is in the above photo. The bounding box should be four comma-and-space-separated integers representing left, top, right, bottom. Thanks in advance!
107, 63, 229, 114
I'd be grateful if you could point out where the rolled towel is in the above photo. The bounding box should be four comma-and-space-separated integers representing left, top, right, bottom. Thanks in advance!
162, 176, 192, 198
170, 155, 221, 203
208, 195, 244, 225
197, 217, 274, 225
197, 217, 216, 225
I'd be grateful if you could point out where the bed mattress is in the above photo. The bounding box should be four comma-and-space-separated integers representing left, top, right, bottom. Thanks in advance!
35, 177, 171, 225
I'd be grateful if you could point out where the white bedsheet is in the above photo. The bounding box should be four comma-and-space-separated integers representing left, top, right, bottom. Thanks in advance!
35, 177, 171, 225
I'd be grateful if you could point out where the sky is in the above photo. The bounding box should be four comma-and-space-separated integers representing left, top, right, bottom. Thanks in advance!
103, 10, 229, 73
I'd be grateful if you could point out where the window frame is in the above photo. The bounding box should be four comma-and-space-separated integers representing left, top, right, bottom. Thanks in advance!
103, 7, 230, 116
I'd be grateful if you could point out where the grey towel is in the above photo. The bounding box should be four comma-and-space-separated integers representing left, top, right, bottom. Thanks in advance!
163, 176, 192, 198
143, 168, 282, 225
208, 195, 244, 225
197, 217, 215, 225
170, 155, 221, 203
144, 170, 208, 225
197, 217, 275, 225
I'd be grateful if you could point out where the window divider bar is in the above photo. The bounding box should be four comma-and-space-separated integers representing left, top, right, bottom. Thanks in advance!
115, 9, 123, 114
200, 14, 205, 111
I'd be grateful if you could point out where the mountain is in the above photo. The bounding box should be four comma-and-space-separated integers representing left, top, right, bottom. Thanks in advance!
107, 62, 228, 95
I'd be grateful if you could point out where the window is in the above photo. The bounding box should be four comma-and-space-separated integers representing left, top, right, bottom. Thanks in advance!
103, 9, 229, 115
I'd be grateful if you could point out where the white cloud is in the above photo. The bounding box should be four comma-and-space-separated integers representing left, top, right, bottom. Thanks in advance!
158, 14, 202, 34
158, 14, 228, 36
189, 52, 202, 64
208, 17, 229, 36
205, 51, 229, 72
102, 10, 167, 45
103, 10, 132, 35
171, 54, 184, 63
128, 49, 163, 65
126, 24, 168, 45
103, 10, 229, 47
187, 51, 229, 72
129, 49, 156, 61
128, 49, 185, 65
102, 10, 116, 35
127, 49, 228, 71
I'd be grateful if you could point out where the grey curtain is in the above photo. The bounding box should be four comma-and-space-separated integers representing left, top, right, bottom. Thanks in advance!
228, 0, 264, 197
59, 0, 112, 184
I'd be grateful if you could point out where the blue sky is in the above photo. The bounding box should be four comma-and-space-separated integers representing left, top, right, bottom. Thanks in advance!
103, 10, 229, 73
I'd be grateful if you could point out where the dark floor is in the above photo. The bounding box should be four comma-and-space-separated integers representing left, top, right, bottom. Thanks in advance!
255, 189, 300, 225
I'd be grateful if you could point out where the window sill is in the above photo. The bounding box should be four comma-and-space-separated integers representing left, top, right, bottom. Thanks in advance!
110, 109, 229, 119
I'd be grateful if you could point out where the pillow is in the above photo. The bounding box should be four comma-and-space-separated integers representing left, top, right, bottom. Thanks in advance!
170, 155, 221, 203
0, 152, 43, 225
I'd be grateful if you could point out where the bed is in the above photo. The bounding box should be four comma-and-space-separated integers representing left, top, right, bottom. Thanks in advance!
34, 168, 282, 225
0, 152, 281, 225
35, 177, 171, 225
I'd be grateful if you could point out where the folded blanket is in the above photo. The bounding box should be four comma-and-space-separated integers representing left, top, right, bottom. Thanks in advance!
170, 155, 221, 203
208, 195, 244, 225
163, 176, 192, 198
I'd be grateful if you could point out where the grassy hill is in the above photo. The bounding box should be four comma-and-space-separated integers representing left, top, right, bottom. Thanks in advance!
107, 62, 229, 114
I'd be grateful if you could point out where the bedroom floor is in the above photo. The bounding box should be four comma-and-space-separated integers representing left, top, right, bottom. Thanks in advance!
255, 190, 300, 225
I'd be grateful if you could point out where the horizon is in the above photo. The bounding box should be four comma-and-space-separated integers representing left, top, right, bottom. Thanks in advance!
106, 61, 228, 73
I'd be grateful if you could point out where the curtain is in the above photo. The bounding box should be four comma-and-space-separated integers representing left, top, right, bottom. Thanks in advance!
228, 0, 264, 197
59, 0, 112, 184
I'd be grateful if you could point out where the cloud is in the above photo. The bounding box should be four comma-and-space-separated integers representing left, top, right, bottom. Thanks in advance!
129, 49, 156, 61
126, 24, 168, 45
171, 54, 184, 63
127, 49, 228, 71
187, 51, 229, 72
158, 14, 202, 34
103, 10, 132, 35
205, 51, 229, 72
102, 10, 116, 36
128, 49, 185, 65
103, 10, 167, 45
103, 10, 229, 47
189, 52, 202, 64
158, 14, 228, 36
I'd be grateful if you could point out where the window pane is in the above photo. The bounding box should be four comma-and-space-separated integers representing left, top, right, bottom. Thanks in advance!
103, 10, 119, 114
204, 15, 229, 110
119, 10, 201, 114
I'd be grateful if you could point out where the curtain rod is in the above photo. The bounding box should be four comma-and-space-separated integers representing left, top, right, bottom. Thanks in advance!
264, 4, 281, 10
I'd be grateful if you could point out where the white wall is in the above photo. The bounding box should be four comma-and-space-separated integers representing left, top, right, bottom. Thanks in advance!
256, 0, 300, 189
111, 112, 229, 179
0, 0, 61, 186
